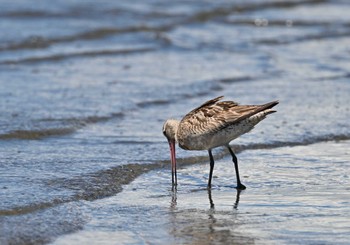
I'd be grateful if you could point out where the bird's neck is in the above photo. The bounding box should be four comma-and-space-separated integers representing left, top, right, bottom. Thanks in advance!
169, 119, 180, 141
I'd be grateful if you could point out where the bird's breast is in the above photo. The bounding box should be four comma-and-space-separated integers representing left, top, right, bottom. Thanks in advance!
178, 134, 209, 150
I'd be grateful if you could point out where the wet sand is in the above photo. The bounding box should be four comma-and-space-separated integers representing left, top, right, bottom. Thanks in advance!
1, 0, 350, 244
52, 140, 350, 244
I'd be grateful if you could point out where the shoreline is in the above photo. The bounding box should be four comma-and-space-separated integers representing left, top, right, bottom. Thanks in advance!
48, 139, 350, 244
2, 133, 349, 216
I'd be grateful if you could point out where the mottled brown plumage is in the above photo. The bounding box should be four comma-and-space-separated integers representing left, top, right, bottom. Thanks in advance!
163, 96, 279, 189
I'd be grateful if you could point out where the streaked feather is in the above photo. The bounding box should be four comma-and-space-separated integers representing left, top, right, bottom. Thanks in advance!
179, 96, 278, 136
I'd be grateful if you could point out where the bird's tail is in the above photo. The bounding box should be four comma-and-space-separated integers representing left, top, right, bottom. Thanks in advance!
263, 100, 279, 115
262, 100, 279, 110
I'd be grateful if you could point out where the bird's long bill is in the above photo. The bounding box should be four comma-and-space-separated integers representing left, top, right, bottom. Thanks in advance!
168, 139, 177, 186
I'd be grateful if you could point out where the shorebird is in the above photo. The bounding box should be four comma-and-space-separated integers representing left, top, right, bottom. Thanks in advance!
162, 96, 278, 190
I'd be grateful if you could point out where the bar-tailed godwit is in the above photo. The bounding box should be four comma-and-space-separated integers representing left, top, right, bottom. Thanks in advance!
162, 96, 278, 190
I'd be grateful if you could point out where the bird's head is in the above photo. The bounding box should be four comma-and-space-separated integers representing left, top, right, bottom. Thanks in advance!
162, 119, 179, 142
162, 119, 180, 186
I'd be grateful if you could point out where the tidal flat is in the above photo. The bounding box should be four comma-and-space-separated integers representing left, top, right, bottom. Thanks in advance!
1, 0, 350, 244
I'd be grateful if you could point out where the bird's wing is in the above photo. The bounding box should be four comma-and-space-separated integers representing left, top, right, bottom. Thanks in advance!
180, 97, 277, 135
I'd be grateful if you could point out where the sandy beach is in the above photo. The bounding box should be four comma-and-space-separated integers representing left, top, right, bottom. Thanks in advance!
53, 140, 350, 244
1, 0, 350, 244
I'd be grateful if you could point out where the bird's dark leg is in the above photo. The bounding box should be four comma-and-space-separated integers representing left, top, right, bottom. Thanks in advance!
208, 149, 215, 188
227, 145, 246, 190
207, 188, 214, 209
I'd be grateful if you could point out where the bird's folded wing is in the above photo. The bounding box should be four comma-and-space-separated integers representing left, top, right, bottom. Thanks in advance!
180, 98, 275, 135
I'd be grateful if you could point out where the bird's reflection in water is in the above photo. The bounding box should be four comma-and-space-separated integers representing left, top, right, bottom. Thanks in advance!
168, 188, 252, 244
170, 187, 242, 210
170, 187, 177, 210
207, 188, 242, 210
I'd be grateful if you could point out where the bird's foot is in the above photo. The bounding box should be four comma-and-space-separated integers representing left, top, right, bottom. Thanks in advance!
236, 183, 246, 190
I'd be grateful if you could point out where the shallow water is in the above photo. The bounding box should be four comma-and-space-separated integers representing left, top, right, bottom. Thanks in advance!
1, 0, 350, 244
52, 141, 350, 244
